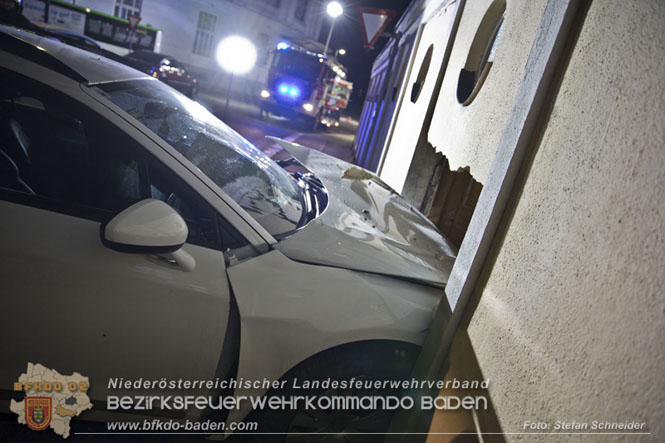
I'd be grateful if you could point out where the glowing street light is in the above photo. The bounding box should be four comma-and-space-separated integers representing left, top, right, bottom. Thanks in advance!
323, 1, 344, 56
326, 1, 343, 18
337, 48, 346, 56
216, 35, 257, 117
216, 35, 257, 74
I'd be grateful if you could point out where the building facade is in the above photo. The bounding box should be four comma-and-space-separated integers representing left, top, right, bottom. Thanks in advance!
136, 0, 324, 97
357, 0, 665, 440
30, 0, 325, 99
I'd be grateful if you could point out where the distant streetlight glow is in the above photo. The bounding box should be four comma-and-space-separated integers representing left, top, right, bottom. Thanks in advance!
338, 48, 346, 56
216, 35, 257, 74
216, 35, 257, 118
327, 1, 343, 18
323, 2, 344, 56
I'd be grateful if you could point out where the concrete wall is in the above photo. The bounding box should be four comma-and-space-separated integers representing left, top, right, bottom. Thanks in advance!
378, 1, 462, 193
427, 0, 548, 185
377, 0, 549, 190
464, 0, 665, 440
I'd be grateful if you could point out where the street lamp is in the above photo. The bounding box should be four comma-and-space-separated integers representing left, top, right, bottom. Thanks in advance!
337, 48, 346, 56
323, 1, 343, 56
216, 35, 257, 117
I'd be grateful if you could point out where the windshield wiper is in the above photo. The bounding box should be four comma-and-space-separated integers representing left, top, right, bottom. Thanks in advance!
294, 175, 314, 229
293, 172, 328, 230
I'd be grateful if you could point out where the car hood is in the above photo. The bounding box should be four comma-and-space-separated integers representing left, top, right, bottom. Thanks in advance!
270, 138, 457, 287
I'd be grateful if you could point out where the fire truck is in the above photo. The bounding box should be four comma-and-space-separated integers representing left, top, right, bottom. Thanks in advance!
259, 38, 350, 128
319, 77, 353, 128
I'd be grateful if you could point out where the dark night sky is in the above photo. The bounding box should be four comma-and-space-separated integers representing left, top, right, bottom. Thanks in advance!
316, 0, 410, 116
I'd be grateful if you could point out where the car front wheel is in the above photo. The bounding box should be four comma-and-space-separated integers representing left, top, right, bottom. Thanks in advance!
246, 341, 420, 443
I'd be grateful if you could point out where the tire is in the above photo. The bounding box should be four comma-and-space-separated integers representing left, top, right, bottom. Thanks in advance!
244, 341, 419, 443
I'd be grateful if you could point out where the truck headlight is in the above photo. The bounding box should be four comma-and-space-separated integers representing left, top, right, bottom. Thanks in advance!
260, 89, 271, 98
302, 103, 314, 112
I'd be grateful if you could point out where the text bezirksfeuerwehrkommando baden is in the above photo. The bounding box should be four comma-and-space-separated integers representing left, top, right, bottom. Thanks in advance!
106, 377, 490, 412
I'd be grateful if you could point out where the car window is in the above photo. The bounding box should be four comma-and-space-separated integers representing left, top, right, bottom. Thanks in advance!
96, 79, 305, 238
147, 155, 246, 250
0, 69, 141, 214
0, 68, 242, 250
82, 38, 101, 52
169, 59, 185, 71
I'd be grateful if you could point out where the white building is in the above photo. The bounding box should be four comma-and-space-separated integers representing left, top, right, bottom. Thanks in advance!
357, 0, 665, 440
137, 0, 325, 97
25, 0, 326, 98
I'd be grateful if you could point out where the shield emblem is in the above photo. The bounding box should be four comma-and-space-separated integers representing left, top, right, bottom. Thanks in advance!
25, 397, 52, 431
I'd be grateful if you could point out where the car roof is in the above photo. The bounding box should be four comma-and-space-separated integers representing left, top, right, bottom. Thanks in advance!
0, 24, 148, 85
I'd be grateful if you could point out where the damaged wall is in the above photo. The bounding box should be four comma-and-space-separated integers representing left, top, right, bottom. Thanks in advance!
427, 164, 481, 248
401, 139, 482, 249
400, 140, 444, 211
464, 0, 665, 439
428, 0, 548, 184
377, 0, 462, 194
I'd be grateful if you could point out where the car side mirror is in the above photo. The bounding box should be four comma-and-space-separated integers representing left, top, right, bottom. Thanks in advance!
101, 199, 187, 254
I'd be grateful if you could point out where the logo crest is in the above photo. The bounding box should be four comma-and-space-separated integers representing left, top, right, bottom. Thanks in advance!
25, 397, 52, 431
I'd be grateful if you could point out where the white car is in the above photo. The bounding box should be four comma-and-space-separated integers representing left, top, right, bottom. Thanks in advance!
0, 25, 456, 438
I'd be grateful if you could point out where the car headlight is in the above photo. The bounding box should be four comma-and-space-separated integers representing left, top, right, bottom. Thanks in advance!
302, 103, 314, 112
260, 89, 271, 98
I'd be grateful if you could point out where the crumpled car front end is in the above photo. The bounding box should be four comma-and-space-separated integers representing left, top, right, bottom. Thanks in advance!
270, 137, 457, 288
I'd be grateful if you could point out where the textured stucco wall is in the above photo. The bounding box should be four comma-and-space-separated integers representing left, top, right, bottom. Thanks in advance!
466, 0, 665, 440
379, 3, 461, 193
428, 0, 548, 185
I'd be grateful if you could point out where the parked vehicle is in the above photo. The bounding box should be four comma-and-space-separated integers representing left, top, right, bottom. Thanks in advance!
122, 50, 199, 98
21, 0, 162, 54
47, 29, 104, 53
0, 25, 456, 439
40, 28, 125, 64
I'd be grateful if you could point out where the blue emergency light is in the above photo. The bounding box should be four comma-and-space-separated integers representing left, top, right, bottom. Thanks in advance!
278, 84, 300, 98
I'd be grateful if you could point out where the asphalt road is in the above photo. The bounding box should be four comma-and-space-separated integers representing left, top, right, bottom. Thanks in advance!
197, 92, 358, 164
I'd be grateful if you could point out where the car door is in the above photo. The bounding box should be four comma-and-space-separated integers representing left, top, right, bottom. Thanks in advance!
0, 67, 233, 409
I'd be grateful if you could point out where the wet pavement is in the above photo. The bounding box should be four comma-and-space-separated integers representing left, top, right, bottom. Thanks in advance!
197, 91, 358, 165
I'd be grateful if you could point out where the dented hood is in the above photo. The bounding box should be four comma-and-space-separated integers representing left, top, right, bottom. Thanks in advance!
270, 138, 457, 287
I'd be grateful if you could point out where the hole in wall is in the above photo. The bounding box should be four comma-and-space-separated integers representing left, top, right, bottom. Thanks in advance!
427, 161, 483, 248
411, 44, 434, 103
400, 140, 482, 249
457, 0, 506, 105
